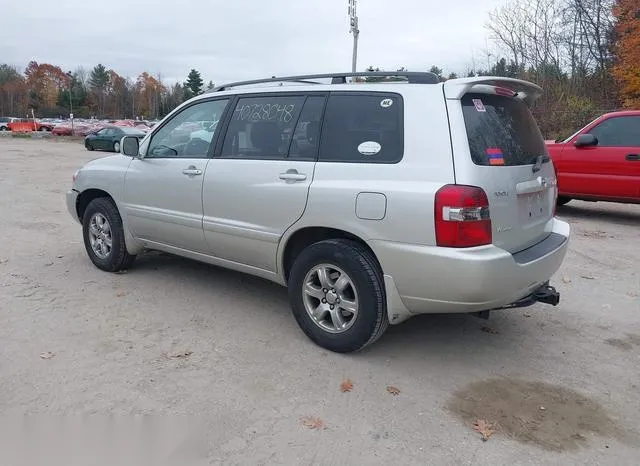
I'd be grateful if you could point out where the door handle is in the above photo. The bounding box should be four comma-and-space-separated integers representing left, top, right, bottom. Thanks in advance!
626, 154, 639, 161
182, 166, 203, 176
279, 169, 307, 182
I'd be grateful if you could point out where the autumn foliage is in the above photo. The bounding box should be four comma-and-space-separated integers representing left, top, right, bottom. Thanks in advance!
0, 62, 200, 120
613, 0, 640, 108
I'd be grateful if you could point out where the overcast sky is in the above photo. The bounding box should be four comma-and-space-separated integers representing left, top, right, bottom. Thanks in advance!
2, 0, 507, 85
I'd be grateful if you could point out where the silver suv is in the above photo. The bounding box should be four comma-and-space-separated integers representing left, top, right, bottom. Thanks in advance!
67, 71, 570, 353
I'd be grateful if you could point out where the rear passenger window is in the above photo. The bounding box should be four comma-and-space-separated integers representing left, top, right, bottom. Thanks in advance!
289, 96, 326, 160
319, 94, 403, 163
221, 96, 305, 159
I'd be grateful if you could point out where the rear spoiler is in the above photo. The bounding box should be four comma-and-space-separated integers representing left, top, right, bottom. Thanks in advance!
443, 76, 543, 107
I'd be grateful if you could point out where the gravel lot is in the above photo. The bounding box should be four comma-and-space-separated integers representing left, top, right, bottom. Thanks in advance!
1, 136, 639, 465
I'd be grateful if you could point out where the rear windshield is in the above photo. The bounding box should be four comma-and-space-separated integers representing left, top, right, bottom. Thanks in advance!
461, 93, 546, 166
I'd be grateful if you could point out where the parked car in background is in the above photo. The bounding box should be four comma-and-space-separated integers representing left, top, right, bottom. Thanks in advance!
546, 111, 640, 205
6, 118, 54, 132
84, 126, 146, 152
67, 72, 570, 353
0, 117, 20, 131
52, 124, 74, 136
40, 118, 63, 125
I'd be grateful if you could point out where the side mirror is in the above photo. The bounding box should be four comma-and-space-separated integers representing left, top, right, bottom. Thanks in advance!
574, 133, 598, 148
121, 135, 140, 157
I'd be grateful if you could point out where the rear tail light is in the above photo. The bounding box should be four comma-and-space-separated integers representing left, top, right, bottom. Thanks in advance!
435, 185, 492, 247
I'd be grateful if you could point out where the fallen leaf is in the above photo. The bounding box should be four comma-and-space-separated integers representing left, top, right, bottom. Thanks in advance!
56, 255, 64, 259
562, 276, 572, 284
301, 416, 325, 430
44, 262, 54, 267
580, 275, 596, 280
473, 419, 495, 441
116, 292, 126, 297
39, 351, 55, 360
481, 326, 500, 334
386, 386, 401, 396
523, 313, 532, 318
169, 351, 193, 359
627, 291, 639, 298
340, 379, 353, 393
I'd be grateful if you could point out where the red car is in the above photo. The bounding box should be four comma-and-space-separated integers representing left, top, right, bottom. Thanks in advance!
7, 119, 54, 132
546, 111, 640, 205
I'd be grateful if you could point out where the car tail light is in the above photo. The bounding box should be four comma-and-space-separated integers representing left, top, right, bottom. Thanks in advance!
435, 185, 492, 247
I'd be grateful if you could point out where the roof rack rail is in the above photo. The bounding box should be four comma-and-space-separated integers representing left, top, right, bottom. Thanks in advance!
209, 71, 440, 92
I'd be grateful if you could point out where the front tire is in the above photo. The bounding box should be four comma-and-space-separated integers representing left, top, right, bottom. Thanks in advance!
82, 198, 136, 272
288, 239, 388, 353
557, 196, 571, 206
85, 141, 94, 151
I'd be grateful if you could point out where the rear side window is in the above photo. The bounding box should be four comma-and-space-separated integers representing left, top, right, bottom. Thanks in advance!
319, 93, 403, 163
462, 93, 546, 166
289, 96, 326, 160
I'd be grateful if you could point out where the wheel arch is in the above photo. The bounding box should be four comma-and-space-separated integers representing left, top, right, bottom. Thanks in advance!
76, 188, 114, 222
280, 226, 382, 284
76, 188, 143, 255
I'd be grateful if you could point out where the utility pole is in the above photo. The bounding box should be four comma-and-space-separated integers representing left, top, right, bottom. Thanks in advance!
67, 71, 74, 134
348, 0, 359, 73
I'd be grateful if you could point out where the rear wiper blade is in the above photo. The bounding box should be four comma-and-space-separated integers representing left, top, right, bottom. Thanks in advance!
532, 154, 550, 173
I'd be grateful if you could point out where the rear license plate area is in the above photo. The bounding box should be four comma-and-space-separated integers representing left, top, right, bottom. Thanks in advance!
518, 191, 548, 223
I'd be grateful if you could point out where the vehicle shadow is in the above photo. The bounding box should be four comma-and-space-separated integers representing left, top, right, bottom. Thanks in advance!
130, 251, 531, 363
557, 202, 640, 227
132, 251, 291, 316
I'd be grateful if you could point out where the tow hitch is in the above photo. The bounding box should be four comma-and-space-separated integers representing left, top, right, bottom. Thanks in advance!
533, 283, 560, 306
476, 282, 561, 318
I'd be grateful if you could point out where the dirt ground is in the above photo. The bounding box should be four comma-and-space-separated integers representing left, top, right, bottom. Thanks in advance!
1, 136, 639, 465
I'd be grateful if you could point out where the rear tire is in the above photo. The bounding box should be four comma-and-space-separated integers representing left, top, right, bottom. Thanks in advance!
288, 239, 388, 353
113, 141, 120, 153
82, 197, 136, 272
557, 196, 571, 206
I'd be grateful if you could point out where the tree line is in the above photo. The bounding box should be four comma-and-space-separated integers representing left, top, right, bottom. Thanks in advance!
0, 0, 638, 138
0, 64, 210, 121
367, 0, 638, 140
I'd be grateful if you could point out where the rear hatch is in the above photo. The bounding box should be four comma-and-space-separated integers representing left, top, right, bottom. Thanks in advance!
444, 78, 557, 253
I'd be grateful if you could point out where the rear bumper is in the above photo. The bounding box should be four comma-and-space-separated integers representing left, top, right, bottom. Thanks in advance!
371, 218, 570, 323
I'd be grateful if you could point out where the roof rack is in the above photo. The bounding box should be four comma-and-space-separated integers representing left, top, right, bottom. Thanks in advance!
209, 71, 440, 92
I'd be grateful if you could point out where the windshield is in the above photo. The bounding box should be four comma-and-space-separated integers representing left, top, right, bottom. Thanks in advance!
462, 93, 547, 166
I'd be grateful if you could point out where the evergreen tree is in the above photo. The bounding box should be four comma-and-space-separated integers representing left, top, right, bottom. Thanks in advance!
184, 69, 204, 96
